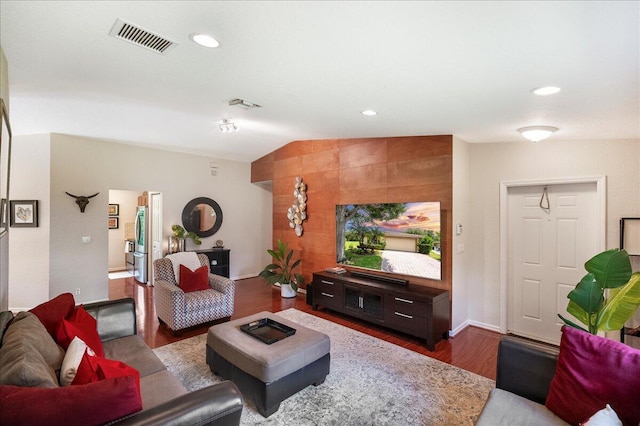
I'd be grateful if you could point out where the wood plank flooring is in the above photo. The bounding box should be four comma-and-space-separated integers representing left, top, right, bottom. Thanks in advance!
109, 275, 502, 380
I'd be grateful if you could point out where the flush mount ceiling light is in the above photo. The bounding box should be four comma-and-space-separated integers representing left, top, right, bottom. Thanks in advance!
219, 119, 238, 132
530, 86, 561, 96
189, 33, 219, 48
517, 126, 558, 143
361, 110, 377, 116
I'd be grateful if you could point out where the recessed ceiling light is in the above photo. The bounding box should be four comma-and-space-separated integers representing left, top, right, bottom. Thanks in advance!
517, 126, 558, 143
361, 110, 377, 116
530, 86, 561, 96
189, 33, 219, 48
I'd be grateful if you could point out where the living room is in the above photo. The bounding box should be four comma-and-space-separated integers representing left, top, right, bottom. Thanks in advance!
1, 2, 639, 425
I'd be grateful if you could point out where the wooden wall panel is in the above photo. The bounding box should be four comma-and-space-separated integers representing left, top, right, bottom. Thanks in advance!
251, 135, 454, 324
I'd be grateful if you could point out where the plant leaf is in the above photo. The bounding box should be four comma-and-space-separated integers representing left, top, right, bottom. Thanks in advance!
585, 249, 632, 289
596, 272, 640, 332
557, 313, 589, 333
567, 273, 604, 315
566, 299, 590, 327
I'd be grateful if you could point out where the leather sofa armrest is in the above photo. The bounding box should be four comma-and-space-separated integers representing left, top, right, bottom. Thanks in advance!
83, 298, 137, 342
495, 336, 559, 405
110, 381, 243, 426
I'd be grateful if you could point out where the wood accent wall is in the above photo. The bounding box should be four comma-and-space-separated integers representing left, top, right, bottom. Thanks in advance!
251, 135, 453, 295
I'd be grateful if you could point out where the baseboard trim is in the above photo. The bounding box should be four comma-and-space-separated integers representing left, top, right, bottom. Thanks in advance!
450, 320, 502, 337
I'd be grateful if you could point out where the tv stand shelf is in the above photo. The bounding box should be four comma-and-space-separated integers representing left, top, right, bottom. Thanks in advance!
312, 271, 449, 351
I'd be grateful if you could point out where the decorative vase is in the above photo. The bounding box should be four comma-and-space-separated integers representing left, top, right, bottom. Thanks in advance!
280, 282, 297, 298
168, 236, 186, 254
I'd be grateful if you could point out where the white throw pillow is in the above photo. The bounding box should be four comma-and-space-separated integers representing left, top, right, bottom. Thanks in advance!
59, 336, 94, 386
582, 404, 623, 426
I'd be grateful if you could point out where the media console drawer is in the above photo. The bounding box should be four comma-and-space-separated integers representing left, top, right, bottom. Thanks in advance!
311, 271, 449, 351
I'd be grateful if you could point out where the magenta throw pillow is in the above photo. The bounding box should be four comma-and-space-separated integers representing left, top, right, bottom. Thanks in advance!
545, 326, 640, 426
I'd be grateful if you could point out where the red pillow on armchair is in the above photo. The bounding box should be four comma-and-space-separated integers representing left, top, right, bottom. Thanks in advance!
179, 264, 210, 293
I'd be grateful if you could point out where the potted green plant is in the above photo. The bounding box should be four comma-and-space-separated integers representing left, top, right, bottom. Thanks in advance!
559, 248, 640, 334
169, 224, 201, 253
258, 240, 305, 298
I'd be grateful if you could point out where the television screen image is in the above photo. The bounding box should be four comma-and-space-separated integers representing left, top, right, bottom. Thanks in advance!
336, 202, 441, 281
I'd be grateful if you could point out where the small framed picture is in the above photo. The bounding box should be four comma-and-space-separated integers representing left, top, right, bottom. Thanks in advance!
108, 203, 119, 216
108, 217, 119, 229
620, 218, 640, 256
10, 200, 38, 227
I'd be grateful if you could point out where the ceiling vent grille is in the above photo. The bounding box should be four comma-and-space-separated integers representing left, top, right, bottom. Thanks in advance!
109, 18, 178, 54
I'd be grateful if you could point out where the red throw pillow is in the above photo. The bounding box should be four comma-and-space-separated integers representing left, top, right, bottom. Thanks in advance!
28, 293, 76, 338
0, 376, 142, 425
545, 326, 640, 426
179, 264, 210, 293
72, 352, 141, 395
56, 306, 104, 357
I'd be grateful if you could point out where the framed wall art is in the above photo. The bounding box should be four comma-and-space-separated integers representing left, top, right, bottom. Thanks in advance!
109, 203, 119, 216
10, 200, 38, 228
620, 217, 640, 256
0, 99, 12, 236
108, 217, 119, 229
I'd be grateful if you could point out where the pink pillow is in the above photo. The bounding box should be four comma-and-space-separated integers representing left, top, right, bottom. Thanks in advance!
0, 377, 142, 425
55, 306, 104, 357
28, 293, 76, 338
545, 326, 640, 426
179, 264, 210, 293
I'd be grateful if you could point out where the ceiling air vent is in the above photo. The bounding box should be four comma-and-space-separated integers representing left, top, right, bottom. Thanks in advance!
109, 18, 178, 55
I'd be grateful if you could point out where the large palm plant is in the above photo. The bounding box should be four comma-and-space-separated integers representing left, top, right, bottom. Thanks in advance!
559, 248, 640, 334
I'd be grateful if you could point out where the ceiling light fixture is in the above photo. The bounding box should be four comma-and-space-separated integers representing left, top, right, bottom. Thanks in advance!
517, 126, 558, 143
189, 33, 220, 48
361, 110, 377, 116
531, 86, 561, 96
219, 119, 238, 132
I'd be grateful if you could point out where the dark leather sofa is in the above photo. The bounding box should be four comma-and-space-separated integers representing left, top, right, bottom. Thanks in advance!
475, 335, 569, 425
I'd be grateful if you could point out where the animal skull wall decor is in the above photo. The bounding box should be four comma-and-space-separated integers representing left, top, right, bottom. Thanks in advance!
287, 176, 307, 237
66, 192, 99, 213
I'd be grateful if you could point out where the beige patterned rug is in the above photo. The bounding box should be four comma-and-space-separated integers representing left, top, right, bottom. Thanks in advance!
153, 308, 494, 425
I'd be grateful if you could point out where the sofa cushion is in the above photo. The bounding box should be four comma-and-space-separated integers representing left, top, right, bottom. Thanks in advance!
179, 264, 210, 293
0, 312, 64, 388
59, 336, 93, 386
475, 388, 569, 426
545, 326, 640, 426
72, 352, 140, 395
139, 369, 187, 410
28, 293, 75, 338
0, 311, 14, 348
0, 376, 142, 425
102, 334, 167, 377
56, 306, 105, 357
583, 404, 623, 426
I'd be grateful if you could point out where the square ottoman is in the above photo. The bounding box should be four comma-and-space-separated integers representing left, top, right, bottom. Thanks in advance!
206, 311, 331, 417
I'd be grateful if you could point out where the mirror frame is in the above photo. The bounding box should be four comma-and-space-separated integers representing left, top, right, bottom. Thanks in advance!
181, 197, 223, 238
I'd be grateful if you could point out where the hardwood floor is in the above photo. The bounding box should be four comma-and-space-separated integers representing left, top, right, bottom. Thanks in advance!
109, 275, 502, 380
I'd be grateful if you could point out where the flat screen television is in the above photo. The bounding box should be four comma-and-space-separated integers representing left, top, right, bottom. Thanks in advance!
336, 202, 441, 281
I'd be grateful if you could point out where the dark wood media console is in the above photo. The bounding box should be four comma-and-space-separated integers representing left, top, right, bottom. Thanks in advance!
312, 271, 450, 351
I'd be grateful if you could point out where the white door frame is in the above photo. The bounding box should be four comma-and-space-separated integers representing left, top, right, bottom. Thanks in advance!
499, 176, 607, 334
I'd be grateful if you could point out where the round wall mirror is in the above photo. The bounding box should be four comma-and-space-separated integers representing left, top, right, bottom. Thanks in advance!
181, 197, 223, 238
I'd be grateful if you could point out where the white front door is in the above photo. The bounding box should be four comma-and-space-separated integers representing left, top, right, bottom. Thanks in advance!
507, 182, 600, 345
149, 192, 163, 286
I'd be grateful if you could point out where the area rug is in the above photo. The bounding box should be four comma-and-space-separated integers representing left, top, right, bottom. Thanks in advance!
153, 309, 494, 425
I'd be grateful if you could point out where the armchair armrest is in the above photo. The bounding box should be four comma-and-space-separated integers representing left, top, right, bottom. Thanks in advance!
208, 274, 235, 295
83, 298, 137, 342
495, 335, 559, 405
110, 381, 243, 426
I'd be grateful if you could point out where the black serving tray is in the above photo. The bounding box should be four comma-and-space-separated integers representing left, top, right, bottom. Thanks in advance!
240, 318, 296, 344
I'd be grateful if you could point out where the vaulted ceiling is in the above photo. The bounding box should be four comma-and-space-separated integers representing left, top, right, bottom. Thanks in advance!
1, 1, 638, 162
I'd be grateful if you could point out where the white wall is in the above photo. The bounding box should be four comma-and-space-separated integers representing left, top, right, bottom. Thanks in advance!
0, 45, 9, 311
8, 134, 51, 310
466, 139, 640, 330
9, 133, 272, 309
451, 136, 470, 334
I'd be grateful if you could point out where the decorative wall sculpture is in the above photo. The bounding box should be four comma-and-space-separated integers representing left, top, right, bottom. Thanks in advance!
65, 192, 99, 213
287, 176, 307, 237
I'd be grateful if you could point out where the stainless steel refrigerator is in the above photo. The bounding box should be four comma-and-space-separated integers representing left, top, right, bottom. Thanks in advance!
133, 206, 149, 283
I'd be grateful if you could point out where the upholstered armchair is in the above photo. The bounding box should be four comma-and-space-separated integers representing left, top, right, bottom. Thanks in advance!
153, 254, 235, 333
